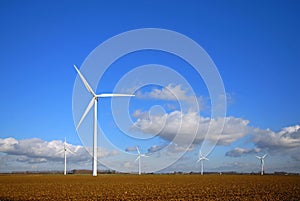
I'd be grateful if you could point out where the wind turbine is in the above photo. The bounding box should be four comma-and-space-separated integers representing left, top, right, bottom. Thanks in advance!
74, 65, 135, 176
256, 154, 267, 175
59, 138, 75, 175
135, 146, 148, 175
197, 150, 209, 175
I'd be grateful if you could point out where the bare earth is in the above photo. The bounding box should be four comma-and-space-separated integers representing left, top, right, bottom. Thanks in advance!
0, 174, 299, 200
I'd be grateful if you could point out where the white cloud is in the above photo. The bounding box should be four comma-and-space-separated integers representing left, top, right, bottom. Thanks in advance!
132, 109, 250, 146
249, 125, 300, 161
167, 143, 195, 153
125, 146, 137, 152
135, 84, 204, 111
0, 137, 18, 152
225, 147, 261, 157
147, 144, 165, 153
253, 125, 300, 150
0, 137, 118, 165
123, 161, 133, 169
16, 156, 48, 164
137, 84, 191, 101
132, 105, 300, 167
226, 125, 300, 161
133, 110, 148, 119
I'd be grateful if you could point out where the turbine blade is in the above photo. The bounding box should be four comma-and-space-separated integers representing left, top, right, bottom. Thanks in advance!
256, 156, 261, 159
263, 154, 267, 158
74, 65, 96, 97
66, 148, 76, 155
76, 98, 95, 130
57, 150, 64, 154
96, 93, 135, 98
135, 156, 140, 161
136, 146, 140, 155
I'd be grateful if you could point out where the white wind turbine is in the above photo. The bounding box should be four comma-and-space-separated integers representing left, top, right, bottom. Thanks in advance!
74, 65, 135, 176
256, 154, 267, 175
59, 138, 75, 175
135, 146, 148, 175
197, 150, 209, 175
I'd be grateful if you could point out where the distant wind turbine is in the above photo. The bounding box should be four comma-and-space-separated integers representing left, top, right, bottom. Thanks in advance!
256, 154, 267, 175
197, 150, 209, 175
74, 65, 135, 176
135, 146, 148, 175
59, 138, 75, 175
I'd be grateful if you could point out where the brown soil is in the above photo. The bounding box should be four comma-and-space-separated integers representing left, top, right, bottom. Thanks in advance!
0, 174, 299, 200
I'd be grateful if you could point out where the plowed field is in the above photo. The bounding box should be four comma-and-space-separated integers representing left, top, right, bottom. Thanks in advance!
0, 174, 299, 200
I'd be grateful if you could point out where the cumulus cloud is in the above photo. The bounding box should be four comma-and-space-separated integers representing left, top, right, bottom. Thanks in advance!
123, 161, 133, 169
16, 156, 48, 164
225, 147, 261, 157
251, 125, 300, 159
0, 137, 118, 165
253, 125, 300, 151
225, 125, 300, 160
132, 104, 300, 167
0, 138, 66, 160
147, 144, 165, 153
137, 84, 191, 101
132, 110, 250, 146
133, 110, 149, 119
125, 146, 138, 152
135, 84, 204, 111
167, 143, 195, 153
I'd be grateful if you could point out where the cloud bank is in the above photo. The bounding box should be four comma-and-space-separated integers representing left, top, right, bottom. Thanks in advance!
225, 125, 300, 159
225, 147, 261, 157
132, 110, 250, 146
0, 137, 117, 166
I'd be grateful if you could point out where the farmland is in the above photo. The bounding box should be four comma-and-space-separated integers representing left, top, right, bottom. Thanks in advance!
0, 174, 299, 200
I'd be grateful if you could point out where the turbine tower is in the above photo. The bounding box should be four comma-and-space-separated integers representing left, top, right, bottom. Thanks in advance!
74, 65, 134, 176
197, 150, 209, 175
256, 154, 267, 175
59, 138, 75, 175
135, 146, 148, 175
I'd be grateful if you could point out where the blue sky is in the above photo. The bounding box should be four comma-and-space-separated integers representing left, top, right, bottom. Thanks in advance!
0, 0, 300, 173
